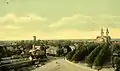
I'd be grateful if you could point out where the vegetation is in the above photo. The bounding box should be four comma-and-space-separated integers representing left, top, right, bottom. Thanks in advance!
71, 46, 87, 62
86, 43, 99, 55
85, 44, 103, 66
66, 49, 76, 61
93, 43, 111, 67
56, 48, 64, 57
0, 39, 120, 70
115, 57, 120, 68
113, 43, 120, 54
64, 45, 72, 53
66, 42, 99, 63
65, 41, 113, 70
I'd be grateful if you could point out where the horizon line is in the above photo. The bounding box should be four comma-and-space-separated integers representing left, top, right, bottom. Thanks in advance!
0, 38, 120, 41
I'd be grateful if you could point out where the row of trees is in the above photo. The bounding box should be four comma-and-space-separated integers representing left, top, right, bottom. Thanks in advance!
66, 42, 113, 70
56, 44, 72, 57
66, 42, 98, 62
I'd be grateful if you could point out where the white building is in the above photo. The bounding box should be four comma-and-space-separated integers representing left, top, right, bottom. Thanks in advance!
46, 46, 58, 55
70, 45, 75, 51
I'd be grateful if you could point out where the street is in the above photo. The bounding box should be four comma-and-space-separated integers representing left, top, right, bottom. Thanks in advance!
32, 58, 95, 71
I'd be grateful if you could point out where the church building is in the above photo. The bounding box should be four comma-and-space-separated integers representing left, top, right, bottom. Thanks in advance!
96, 28, 111, 44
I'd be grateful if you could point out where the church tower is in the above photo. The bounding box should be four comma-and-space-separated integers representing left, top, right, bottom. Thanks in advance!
106, 28, 109, 36
101, 28, 104, 37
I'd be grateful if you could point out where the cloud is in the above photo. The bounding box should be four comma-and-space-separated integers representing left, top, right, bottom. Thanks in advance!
0, 13, 48, 30
3, 25, 21, 29
0, 13, 47, 23
49, 14, 120, 31
49, 14, 92, 28
0, 13, 120, 40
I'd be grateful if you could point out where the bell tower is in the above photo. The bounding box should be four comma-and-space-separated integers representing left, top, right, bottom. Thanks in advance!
101, 28, 104, 37
106, 28, 109, 36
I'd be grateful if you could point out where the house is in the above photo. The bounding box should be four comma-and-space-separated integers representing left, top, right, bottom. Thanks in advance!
46, 46, 58, 55
70, 45, 75, 51
29, 45, 46, 58
6, 46, 14, 51
63, 47, 67, 54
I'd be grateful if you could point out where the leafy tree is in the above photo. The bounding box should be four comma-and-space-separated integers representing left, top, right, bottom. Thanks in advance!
93, 43, 110, 67
64, 45, 72, 54
35, 40, 41, 45
86, 43, 99, 55
56, 48, 64, 57
113, 44, 120, 54
71, 46, 88, 62
85, 44, 103, 66
0, 47, 4, 59
115, 57, 120, 68
66, 49, 76, 61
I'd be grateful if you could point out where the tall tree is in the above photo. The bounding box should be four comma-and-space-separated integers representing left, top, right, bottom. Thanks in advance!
93, 43, 111, 68
85, 44, 103, 66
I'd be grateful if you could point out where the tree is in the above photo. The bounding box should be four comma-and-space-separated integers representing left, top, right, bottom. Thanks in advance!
64, 45, 72, 55
93, 43, 111, 68
0, 46, 4, 59
113, 44, 120, 54
56, 48, 64, 57
71, 46, 88, 62
115, 57, 120, 69
86, 43, 98, 55
36, 40, 41, 45
85, 44, 103, 66
66, 49, 76, 61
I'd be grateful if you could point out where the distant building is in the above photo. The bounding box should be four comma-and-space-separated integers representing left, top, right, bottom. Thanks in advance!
70, 45, 75, 51
96, 28, 111, 43
33, 36, 36, 42
63, 48, 67, 54
6, 46, 14, 51
29, 46, 46, 56
46, 46, 58, 55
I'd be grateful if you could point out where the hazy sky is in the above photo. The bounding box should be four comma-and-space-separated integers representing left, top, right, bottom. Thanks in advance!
0, 0, 120, 40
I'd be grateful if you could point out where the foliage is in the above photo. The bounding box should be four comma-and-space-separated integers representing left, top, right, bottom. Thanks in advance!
4, 50, 14, 57
86, 43, 99, 55
66, 49, 76, 61
64, 44, 72, 55
85, 44, 103, 65
71, 46, 88, 62
0, 46, 14, 57
113, 43, 120, 54
93, 43, 110, 67
56, 48, 64, 57
114, 57, 120, 68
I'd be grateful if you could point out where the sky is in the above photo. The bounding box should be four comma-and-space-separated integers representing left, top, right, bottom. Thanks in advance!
0, 0, 120, 40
